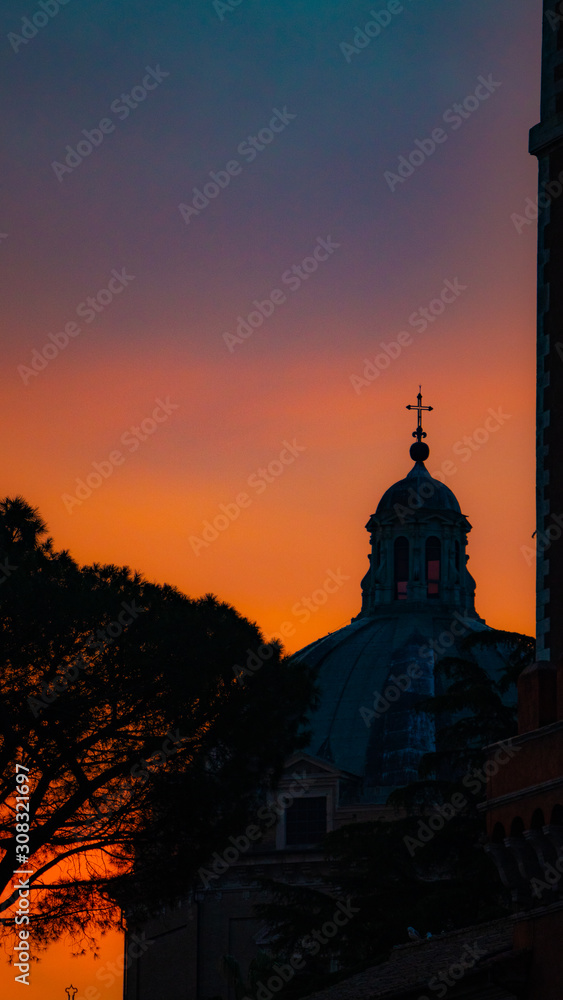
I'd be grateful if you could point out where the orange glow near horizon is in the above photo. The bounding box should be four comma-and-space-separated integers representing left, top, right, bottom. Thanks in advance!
0, 931, 123, 1000
2, 338, 536, 650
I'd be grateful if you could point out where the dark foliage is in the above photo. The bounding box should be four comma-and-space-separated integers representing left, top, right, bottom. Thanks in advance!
0, 498, 317, 947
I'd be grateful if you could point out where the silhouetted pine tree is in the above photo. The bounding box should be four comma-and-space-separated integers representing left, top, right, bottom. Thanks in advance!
0, 497, 317, 948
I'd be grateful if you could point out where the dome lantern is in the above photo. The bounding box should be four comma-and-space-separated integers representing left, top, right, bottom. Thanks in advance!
358, 390, 477, 619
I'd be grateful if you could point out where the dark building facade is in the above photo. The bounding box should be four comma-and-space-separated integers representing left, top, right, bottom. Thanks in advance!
481, 4, 563, 997
485, 661, 563, 1000
529, 0, 563, 664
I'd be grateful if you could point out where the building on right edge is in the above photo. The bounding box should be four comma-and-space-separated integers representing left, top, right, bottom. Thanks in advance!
483, 3, 563, 996
529, 0, 563, 665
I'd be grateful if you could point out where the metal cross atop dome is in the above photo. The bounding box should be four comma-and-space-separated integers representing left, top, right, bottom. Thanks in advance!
406, 387, 433, 442
406, 387, 433, 463
65, 987, 78, 1000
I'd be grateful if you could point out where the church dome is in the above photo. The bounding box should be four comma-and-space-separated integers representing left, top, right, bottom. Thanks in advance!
294, 391, 511, 804
296, 611, 506, 804
376, 461, 461, 515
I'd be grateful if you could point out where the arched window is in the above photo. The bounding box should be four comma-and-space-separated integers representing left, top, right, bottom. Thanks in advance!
455, 540, 460, 572
531, 808, 545, 829
376, 541, 381, 567
492, 822, 506, 844
394, 537, 409, 600
426, 536, 441, 598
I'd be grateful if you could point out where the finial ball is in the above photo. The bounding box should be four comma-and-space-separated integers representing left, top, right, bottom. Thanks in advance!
410, 441, 429, 462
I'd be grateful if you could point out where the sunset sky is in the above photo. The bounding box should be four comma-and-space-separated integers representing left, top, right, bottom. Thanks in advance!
0, 0, 543, 995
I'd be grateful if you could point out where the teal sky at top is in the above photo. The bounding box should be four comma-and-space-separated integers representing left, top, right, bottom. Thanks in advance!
0, 0, 541, 365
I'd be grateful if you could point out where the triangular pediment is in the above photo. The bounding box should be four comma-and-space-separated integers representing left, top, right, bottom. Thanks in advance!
283, 752, 359, 780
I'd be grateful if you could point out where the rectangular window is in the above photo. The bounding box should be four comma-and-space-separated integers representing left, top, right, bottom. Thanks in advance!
427, 560, 440, 597
426, 537, 441, 599
394, 537, 409, 600
285, 796, 327, 846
